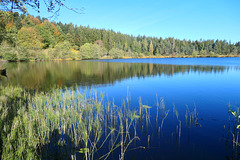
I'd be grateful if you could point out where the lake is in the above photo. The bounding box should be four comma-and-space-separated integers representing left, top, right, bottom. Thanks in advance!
1, 57, 240, 159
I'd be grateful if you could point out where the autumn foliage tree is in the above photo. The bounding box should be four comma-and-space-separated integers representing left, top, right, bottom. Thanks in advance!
1, 10, 240, 61
0, 11, 18, 45
35, 20, 60, 48
94, 40, 104, 47
21, 15, 41, 27
17, 27, 43, 49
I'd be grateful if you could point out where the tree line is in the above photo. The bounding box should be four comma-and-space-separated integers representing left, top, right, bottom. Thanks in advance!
0, 11, 240, 61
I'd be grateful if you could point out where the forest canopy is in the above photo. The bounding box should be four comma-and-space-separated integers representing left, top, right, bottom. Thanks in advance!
0, 10, 240, 61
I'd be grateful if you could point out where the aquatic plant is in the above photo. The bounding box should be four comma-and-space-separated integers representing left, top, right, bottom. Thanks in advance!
0, 86, 145, 160
185, 104, 201, 128
224, 103, 240, 159
0, 85, 203, 159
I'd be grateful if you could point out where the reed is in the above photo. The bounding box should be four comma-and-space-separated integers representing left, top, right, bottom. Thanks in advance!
173, 105, 181, 145
185, 104, 201, 128
160, 110, 169, 137
0, 86, 203, 159
0, 86, 144, 160
225, 103, 240, 159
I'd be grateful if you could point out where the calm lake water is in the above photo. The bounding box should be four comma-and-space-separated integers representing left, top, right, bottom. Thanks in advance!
2, 57, 240, 159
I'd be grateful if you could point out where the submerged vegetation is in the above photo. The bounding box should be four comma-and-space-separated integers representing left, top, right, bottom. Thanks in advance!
0, 10, 240, 61
0, 85, 202, 159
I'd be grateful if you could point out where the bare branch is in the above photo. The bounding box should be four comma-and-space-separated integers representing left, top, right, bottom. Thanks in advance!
0, 0, 84, 17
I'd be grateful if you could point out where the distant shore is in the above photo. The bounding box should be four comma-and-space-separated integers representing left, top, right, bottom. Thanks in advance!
99, 54, 240, 60
1, 54, 240, 63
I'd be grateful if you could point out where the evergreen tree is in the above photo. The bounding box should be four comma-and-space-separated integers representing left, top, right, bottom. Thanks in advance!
0, 10, 239, 61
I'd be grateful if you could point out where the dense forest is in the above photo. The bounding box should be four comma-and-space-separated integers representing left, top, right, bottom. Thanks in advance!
1, 11, 240, 61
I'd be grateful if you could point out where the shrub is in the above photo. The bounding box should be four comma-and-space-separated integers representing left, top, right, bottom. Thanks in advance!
200, 50, 207, 56
80, 43, 106, 59
192, 49, 199, 57
108, 48, 124, 59
209, 51, 216, 57
0, 41, 18, 61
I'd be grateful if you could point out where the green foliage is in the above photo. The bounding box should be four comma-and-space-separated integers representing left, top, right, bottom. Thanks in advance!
4, 22, 18, 46
0, 10, 240, 61
0, 11, 18, 45
21, 15, 41, 27
80, 43, 105, 59
0, 41, 18, 61
35, 20, 59, 48
149, 41, 154, 56
109, 48, 124, 58
51, 41, 81, 60
17, 27, 43, 50
142, 39, 148, 54
155, 48, 160, 56
209, 51, 216, 57
53, 40, 72, 59
0, 42, 33, 61
123, 42, 128, 51
0, 86, 144, 159
15, 46, 30, 61
200, 49, 207, 56
192, 49, 199, 57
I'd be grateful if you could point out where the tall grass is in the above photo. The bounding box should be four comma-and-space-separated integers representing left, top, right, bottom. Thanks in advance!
0, 86, 202, 159
0, 86, 144, 160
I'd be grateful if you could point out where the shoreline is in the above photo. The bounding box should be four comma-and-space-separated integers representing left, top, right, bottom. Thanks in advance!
99, 54, 240, 60
1, 54, 240, 63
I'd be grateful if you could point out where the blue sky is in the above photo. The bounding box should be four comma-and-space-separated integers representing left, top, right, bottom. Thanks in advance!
30, 0, 240, 43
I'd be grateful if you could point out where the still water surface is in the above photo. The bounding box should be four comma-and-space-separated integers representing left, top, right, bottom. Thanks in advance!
2, 57, 240, 159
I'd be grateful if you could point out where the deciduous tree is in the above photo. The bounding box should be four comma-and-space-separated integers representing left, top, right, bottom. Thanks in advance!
17, 27, 43, 49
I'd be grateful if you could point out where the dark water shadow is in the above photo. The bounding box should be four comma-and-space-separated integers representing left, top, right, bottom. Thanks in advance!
38, 129, 83, 160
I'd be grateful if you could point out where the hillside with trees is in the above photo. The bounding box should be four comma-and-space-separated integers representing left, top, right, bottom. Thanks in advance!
1, 11, 240, 61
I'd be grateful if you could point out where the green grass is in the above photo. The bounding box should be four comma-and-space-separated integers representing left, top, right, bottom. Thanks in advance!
0, 86, 143, 160
0, 85, 203, 160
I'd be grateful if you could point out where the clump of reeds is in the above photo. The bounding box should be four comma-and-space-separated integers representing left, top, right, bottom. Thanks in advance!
222, 103, 240, 160
0, 86, 143, 160
185, 104, 201, 128
227, 103, 240, 154
0, 85, 204, 160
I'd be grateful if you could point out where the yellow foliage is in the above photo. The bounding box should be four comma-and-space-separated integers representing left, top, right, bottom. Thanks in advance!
122, 56, 132, 59
5, 22, 14, 29
21, 15, 41, 26
51, 23, 60, 36
17, 27, 44, 49
71, 49, 79, 53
